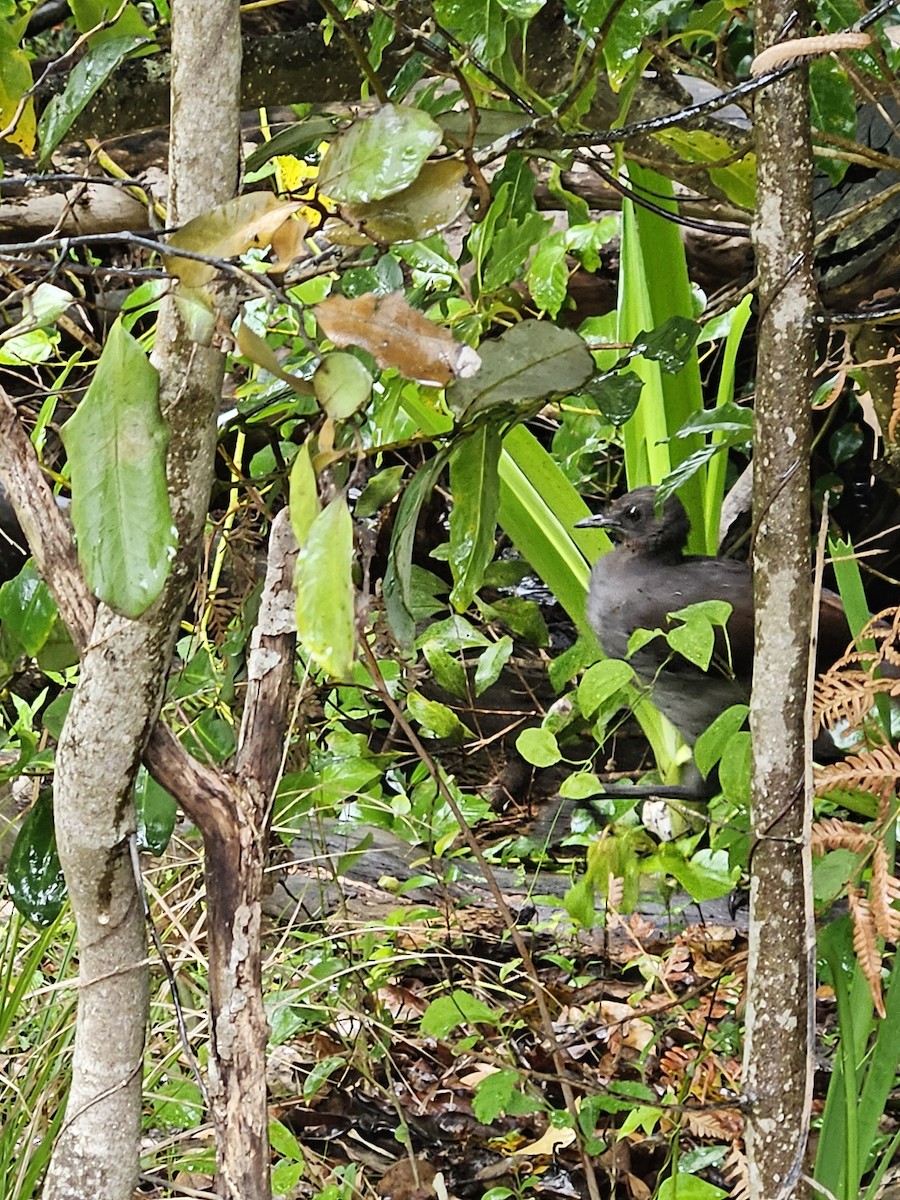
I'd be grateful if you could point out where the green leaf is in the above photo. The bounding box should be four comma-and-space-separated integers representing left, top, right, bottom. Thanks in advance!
449, 425, 501, 612
693, 704, 748, 779
313, 352, 372, 418
421, 642, 468, 698
134, 767, 177, 855
432, 0, 508, 66
527, 233, 569, 317
61, 319, 176, 618
480, 595, 549, 646
718, 730, 751, 806
483, 211, 550, 291
406, 690, 473, 739
584, 372, 644, 426
317, 104, 442, 204
294, 496, 356, 679
474, 636, 513, 696
7, 791, 66, 927
354, 465, 405, 518
653, 128, 756, 211
384, 450, 451, 645
656, 845, 739, 902
447, 321, 593, 424
601, 0, 645, 91
38, 36, 147, 166
289, 439, 320, 547
473, 1069, 519, 1123
633, 317, 701, 374
578, 658, 634, 717
673, 400, 753, 441
810, 58, 857, 184
516, 727, 561, 767
656, 1174, 728, 1200
563, 876, 596, 928
334, 159, 470, 244
472, 1068, 542, 1121
666, 620, 713, 670
0, 567, 58, 656
0, 15, 35, 154
420, 988, 501, 1036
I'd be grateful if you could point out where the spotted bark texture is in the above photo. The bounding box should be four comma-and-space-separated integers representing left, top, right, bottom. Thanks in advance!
744, 0, 817, 1197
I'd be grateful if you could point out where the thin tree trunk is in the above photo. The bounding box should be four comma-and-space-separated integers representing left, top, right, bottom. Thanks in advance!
38, 2, 242, 1196
744, 1, 818, 1196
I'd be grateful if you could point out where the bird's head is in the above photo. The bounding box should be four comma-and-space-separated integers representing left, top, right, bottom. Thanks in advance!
576, 486, 691, 557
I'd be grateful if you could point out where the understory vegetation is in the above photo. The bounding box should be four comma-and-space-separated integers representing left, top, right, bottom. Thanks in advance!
1, 0, 900, 1198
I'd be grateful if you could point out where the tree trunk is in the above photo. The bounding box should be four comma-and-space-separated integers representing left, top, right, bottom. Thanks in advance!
40, 2, 242, 1197
744, 1, 817, 1197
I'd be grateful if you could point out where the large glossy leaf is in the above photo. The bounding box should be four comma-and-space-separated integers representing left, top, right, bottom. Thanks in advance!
135, 766, 177, 855
295, 496, 355, 678
61, 319, 176, 618
0, 566, 58, 656
447, 321, 593, 425
38, 36, 147, 165
449, 425, 501, 612
7, 791, 66, 927
326, 159, 470, 246
317, 104, 442, 204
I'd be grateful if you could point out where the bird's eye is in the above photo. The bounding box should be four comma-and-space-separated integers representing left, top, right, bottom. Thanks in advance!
626, 506, 639, 521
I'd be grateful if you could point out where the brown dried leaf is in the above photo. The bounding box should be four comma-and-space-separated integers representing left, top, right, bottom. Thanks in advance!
723, 1141, 750, 1200
849, 887, 885, 1018
871, 842, 900, 942
165, 193, 303, 286
814, 746, 900, 795
811, 817, 873, 855
314, 291, 480, 386
682, 1107, 744, 1141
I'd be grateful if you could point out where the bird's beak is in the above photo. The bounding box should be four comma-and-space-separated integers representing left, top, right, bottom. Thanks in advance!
575, 513, 613, 530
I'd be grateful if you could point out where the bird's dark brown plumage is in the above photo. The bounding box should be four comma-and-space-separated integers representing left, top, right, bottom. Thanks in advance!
578, 486, 852, 749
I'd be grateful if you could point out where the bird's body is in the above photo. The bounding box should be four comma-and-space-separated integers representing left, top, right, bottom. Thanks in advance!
579, 486, 850, 749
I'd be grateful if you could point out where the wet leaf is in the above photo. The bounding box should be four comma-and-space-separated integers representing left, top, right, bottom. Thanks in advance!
317, 103, 442, 204
447, 320, 593, 424
7, 791, 66, 927
0, 566, 58, 656
315, 291, 480, 386
135, 767, 177, 855
38, 35, 146, 165
325, 158, 470, 245
61, 319, 176, 618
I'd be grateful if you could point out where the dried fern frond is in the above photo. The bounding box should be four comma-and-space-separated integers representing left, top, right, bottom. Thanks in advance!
814, 747, 900, 795
813, 671, 900, 735
849, 887, 886, 1017
723, 1141, 750, 1200
871, 842, 900, 943
811, 817, 873, 855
